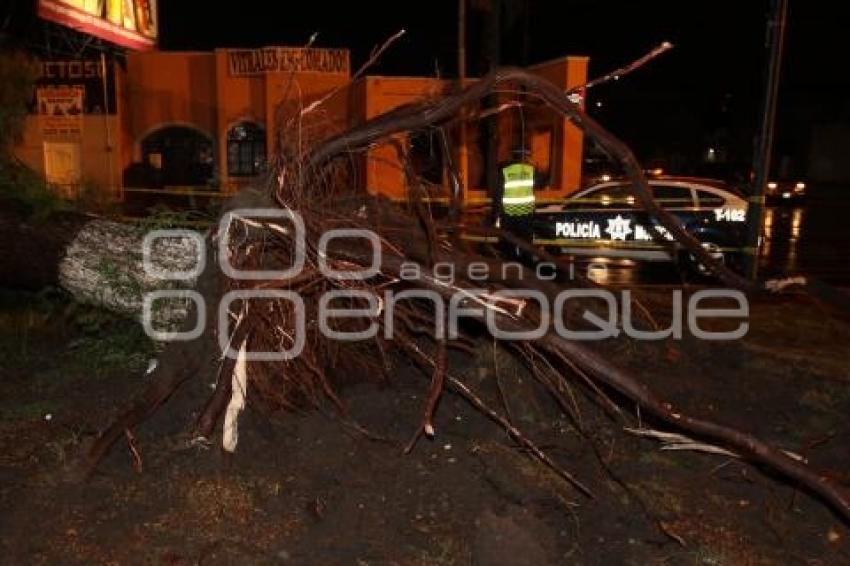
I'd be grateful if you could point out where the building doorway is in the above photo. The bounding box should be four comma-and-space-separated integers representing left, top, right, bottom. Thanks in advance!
140, 125, 214, 187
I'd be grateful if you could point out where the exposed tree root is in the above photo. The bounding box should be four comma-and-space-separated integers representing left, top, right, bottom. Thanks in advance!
65, 66, 850, 525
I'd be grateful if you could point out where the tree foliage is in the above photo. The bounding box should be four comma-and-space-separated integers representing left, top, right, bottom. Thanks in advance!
0, 51, 38, 156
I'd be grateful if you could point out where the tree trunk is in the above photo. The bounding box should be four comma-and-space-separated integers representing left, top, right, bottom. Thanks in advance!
0, 198, 197, 325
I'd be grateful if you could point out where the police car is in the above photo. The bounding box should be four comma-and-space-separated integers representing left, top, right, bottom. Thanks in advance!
533, 177, 748, 273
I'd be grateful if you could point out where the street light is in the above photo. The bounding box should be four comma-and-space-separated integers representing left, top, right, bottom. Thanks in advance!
744, 0, 788, 280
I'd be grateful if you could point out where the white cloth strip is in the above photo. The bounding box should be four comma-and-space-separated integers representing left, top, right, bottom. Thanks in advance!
222, 339, 248, 453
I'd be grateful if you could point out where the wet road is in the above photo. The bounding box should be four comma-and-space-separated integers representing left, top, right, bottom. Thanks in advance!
757, 188, 850, 283
580, 185, 850, 286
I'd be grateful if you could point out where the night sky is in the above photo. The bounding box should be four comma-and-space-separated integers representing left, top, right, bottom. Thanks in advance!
5, 1, 845, 176
155, 1, 844, 175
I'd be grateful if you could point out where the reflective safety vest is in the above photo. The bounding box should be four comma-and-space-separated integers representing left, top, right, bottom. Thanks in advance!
501, 163, 536, 216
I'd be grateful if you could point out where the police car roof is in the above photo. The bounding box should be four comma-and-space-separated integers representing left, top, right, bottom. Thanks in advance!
655, 176, 746, 197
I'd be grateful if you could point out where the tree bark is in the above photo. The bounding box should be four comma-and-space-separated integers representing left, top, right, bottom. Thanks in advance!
0, 199, 197, 325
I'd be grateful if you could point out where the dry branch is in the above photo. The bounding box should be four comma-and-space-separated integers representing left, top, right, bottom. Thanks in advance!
302, 67, 752, 290
569, 41, 674, 94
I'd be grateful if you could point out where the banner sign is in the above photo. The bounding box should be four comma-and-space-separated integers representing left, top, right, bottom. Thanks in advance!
38, 0, 157, 51
227, 47, 350, 77
37, 86, 85, 140
33, 60, 116, 114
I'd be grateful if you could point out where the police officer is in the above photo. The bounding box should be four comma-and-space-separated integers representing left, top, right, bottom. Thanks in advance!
499, 148, 536, 242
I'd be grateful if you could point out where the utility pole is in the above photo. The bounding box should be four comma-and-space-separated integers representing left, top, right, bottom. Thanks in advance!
744, 0, 788, 280
458, 0, 466, 82
484, 0, 502, 225
456, 0, 468, 213
101, 51, 116, 201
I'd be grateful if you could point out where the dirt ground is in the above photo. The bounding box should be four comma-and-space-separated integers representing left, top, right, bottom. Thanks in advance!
0, 288, 849, 565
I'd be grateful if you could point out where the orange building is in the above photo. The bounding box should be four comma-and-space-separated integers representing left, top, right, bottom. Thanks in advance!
15, 46, 588, 207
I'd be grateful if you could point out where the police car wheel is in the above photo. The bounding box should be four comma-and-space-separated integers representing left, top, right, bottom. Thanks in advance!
689, 242, 725, 276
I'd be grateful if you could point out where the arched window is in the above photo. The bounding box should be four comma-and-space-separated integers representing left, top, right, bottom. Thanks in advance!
227, 122, 266, 177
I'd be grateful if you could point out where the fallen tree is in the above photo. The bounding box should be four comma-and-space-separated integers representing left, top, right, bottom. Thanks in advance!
3, 66, 848, 523
0, 197, 198, 325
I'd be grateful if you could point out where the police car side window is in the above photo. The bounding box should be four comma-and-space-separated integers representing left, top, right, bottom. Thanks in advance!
696, 190, 726, 207
651, 185, 694, 208
571, 185, 636, 209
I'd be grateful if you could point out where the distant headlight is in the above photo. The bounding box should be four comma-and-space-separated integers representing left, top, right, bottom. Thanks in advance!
794, 182, 806, 192
600, 174, 612, 182
767, 182, 778, 189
